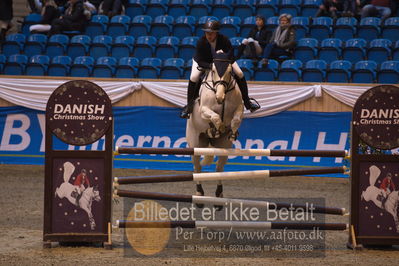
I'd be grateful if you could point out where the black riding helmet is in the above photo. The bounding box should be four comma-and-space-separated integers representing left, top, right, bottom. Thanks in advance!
202, 20, 220, 32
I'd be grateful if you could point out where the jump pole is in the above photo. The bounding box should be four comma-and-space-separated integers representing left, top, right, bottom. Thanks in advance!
115, 220, 349, 231
115, 146, 348, 158
114, 166, 347, 184
114, 189, 348, 216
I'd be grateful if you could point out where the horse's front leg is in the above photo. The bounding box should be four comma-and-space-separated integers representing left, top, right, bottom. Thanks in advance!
192, 155, 205, 208
229, 104, 244, 142
200, 106, 223, 138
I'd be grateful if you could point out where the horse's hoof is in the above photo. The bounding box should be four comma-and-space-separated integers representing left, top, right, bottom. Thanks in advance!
195, 184, 204, 208
214, 185, 223, 211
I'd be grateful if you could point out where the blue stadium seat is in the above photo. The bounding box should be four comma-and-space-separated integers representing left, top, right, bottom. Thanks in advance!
21, 13, 42, 36
111, 35, 135, 60
220, 16, 241, 38
333, 17, 357, 41
230, 37, 244, 49
291, 16, 310, 40
84, 15, 109, 38
168, 0, 190, 18
129, 15, 152, 38
26, 55, 50, 76
155, 36, 180, 59
318, 38, 342, 64
189, 0, 212, 20
3, 54, 28, 75
67, 35, 91, 60
195, 16, 218, 35
279, 0, 302, 17
358, 17, 381, 42
0, 54, 6, 73
342, 38, 367, 63
178, 36, 199, 61
150, 15, 174, 38
294, 38, 318, 62
367, 38, 392, 64
1, 33, 25, 56
236, 59, 254, 80
233, 0, 256, 21
106, 15, 131, 38
253, 59, 279, 81
240, 16, 256, 38
393, 41, 399, 60
137, 57, 162, 78
381, 17, 399, 42
24, 34, 47, 57
125, 0, 148, 19
160, 58, 185, 79
173, 16, 196, 39
48, 55, 72, 77
326, 60, 351, 83
256, 0, 278, 18
89, 35, 112, 60
278, 59, 302, 81
45, 34, 69, 58
92, 56, 117, 77
146, 0, 168, 18
133, 36, 157, 60
309, 16, 332, 42
115, 57, 139, 78
301, 0, 321, 17
266, 16, 279, 31
70, 56, 94, 77
183, 58, 193, 79
377, 60, 399, 84
352, 60, 377, 83
302, 59, 327, 82
212, 0, 233, 19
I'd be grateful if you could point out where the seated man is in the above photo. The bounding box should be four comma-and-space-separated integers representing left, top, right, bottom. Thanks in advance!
180, 20, 260, 119
260, 14, 296, 67
48, 0, 88, 35
235, 15, 271, 65
316, 0, 346, 18
361, 0, 395, 21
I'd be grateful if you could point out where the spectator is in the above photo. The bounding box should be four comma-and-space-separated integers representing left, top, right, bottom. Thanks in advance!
29, 0, 61, 33
27, 0, 43, 13
316, 0, 346, 19
88, 0, 103, 8
361, 0, 396, 21
343, 0, 361, 17
48, 0, 88, 35
0, 0, 13, 45
99, 0, 124, 18
180, 20, 260, 119
260, 13, 296, 67
235, 15, 271, 65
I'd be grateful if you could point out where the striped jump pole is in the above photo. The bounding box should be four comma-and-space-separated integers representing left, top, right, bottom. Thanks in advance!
114, 189, 347, 216
115, 146, 348, 158
114, 166, 347, 185
115, 220, 349, 231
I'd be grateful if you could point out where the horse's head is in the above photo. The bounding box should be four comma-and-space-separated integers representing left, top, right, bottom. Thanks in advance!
209, 52, 234, 104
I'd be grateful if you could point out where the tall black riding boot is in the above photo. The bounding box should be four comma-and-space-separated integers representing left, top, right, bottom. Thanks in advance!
236, 76, 260, 112
0, 28, 6, 46
180, 80, 198, 119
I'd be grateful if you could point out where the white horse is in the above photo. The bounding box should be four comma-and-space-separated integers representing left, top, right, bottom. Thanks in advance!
55, 162, 101, 230
186, 53, 244, 206
361, 165, 399, 232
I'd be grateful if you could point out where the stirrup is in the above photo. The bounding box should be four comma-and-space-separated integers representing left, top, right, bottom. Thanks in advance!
248, 98, 260, 112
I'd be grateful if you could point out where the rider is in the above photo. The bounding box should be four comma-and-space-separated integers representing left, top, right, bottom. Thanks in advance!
73, 168, 90, 206
379, 172, 396, 208
180, 20, 261, 119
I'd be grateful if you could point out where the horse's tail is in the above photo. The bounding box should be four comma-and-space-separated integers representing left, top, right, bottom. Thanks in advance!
369, 165, 381, 186
200, 155, 214, 166
63, 162, 75, 183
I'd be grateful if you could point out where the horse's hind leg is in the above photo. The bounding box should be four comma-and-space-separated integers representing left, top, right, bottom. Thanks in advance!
214, 155, 228, 211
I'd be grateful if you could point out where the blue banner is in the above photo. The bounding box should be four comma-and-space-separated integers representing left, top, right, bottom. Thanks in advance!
0, 106, 352, 177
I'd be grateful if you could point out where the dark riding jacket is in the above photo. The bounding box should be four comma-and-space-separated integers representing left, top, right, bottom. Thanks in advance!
194, 34, 234, 69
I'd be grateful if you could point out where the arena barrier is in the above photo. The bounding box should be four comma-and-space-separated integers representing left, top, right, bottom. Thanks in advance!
114, 166, 347, 184
114, 189, 348, 216
115, 146, 349, 158
115, 220, 349, 231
